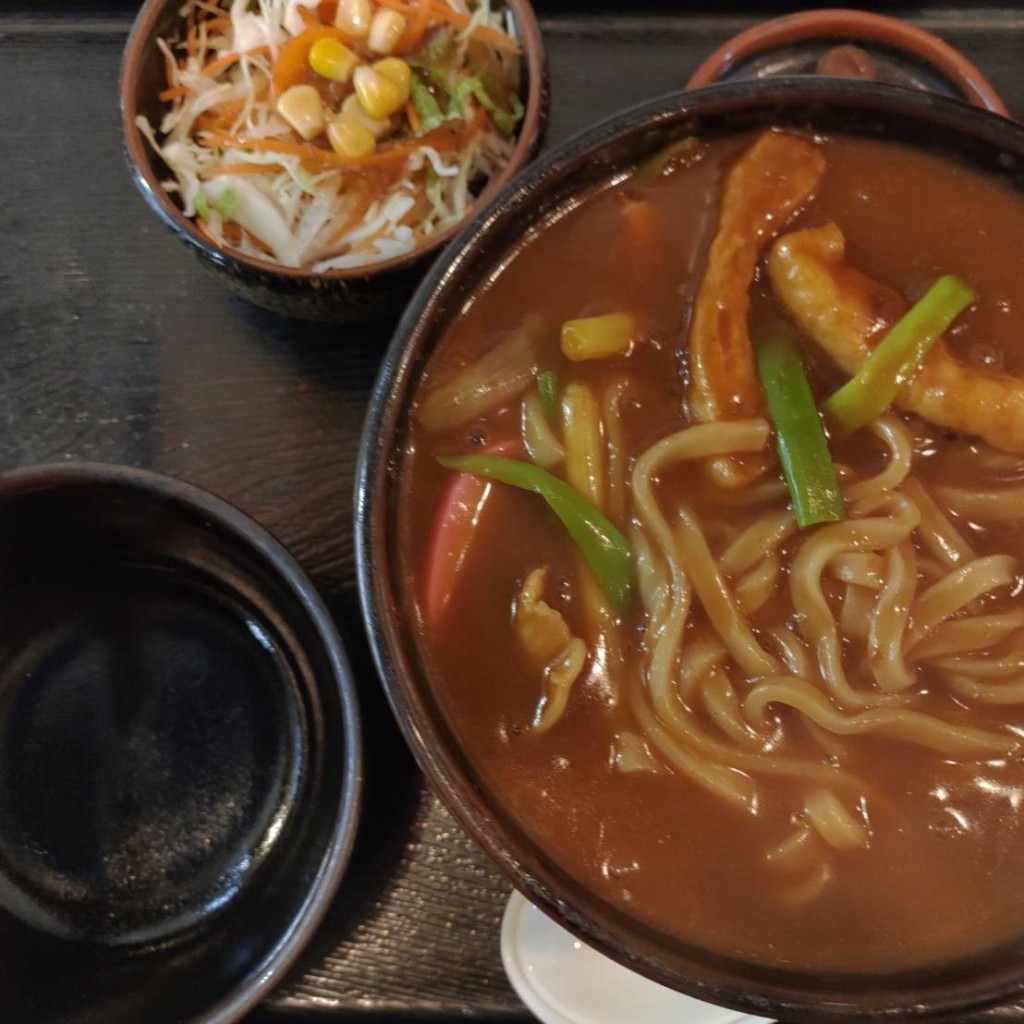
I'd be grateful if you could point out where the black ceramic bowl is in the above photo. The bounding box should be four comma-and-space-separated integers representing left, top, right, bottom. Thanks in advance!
120, 0, 548, 321
0, 463, 361, 1024
357, 79, 1024, 1023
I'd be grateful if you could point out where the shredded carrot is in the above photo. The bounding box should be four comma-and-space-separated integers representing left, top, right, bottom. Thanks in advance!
405, 101, 421, 134
159, 84, 190, 101
322, 191, 376, 248
298, 5, 322, 28
202, 162, 287, 177
202, 50, 240, 76
270, 25, 356, 95
315, 0, 338, 25
397, 0, 432, 53
186, 21, 198, 57
208, 113, 471, 171
202, 46, 269, 77
205, 14, 232, 31
376, 0, 520, 55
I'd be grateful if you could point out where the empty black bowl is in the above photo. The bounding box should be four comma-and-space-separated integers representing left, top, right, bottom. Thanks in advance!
0, 463, 361, 1024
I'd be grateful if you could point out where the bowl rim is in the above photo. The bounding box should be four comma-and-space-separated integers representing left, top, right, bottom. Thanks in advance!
118, 0, 547, 282
685, 7, 1009, 116
0, 460, 364, 1024
356, 76, 1024, 1022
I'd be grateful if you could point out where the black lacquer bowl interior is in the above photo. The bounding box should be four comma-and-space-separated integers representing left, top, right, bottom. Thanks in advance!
0, 463, 361, 1024
357, 78, 1024, 1023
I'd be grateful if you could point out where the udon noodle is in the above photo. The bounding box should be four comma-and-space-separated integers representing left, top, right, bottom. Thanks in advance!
628, 410, 1019, 899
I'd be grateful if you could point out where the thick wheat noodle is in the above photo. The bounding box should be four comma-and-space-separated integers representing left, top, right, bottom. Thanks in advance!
643, 668, 861, 791
780, 862, 832, 908
604, 379, 631, 525
675, 508, 780, 677
803, 789, 868, 850
789, 494, 919, 707
717, 479, 790, 506
768, 625, 813, 677
676, 631, 728, 701
868, 542, 918, 692
743, 678, 1015, 756
906, 555, 1017, 649
735, 554, 782, 616
931, 650, 1024, 678
910, 610, 1024, 659
842, 415, 914, 501
702, 670, 767, 748
936, 485, 1024, 524
829, 552, 885, 589
840, 583, 876, 644
902, 476, 975, 566
719, 510, 797, 577
767, 824, 818, 871
628, 681, 757, 809
632, 420, 770, 701
946, 673, 1024, 704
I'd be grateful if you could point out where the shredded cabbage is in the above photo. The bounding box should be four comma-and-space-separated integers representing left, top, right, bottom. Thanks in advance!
139, 0, 523, 270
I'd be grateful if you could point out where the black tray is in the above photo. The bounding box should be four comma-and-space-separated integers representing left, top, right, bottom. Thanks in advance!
4, 3, 1024, 1021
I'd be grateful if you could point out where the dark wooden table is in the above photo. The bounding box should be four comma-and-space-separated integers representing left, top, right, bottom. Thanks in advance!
4, 2, 1024, 1021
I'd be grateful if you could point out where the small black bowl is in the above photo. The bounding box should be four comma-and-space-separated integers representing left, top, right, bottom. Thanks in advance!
0, 463, 361, 1024
119, 0, 548, 321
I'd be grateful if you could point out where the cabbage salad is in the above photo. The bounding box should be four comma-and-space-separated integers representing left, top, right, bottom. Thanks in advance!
139, 0, 523, 270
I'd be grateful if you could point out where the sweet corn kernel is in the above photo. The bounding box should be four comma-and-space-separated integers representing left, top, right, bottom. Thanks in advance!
334, 0, 372, 38
367, 9, 405, 54
276, 84, 325, 141
372, 57, 411, 93
308, 37, 359, 84
327, 112, 377, 159
341, 94, 390, 138
560, 313, 636, 361
353, 64, 407, 120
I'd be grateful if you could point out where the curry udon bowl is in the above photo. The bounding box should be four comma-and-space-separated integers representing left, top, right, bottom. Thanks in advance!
357, 79, 1024, 1021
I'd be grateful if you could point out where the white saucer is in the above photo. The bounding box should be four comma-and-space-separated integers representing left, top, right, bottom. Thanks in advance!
500, 891, 774, 1024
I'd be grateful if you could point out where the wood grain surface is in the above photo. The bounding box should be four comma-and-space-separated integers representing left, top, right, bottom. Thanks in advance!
4, 3, 1024, 1021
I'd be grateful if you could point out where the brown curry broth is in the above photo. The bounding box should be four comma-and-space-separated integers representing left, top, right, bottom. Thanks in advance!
398, 134, 1024, 972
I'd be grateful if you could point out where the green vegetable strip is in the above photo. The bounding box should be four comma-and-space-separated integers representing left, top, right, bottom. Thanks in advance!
410, 74, 445, 134
437, 454, 633, 613
448, 76, 523, 136
757, 325, 844, 529
825, 274, 976, 436
537, 371, 559, 423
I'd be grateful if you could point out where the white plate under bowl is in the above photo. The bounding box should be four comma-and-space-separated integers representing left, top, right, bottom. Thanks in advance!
501, 891, 775, 1024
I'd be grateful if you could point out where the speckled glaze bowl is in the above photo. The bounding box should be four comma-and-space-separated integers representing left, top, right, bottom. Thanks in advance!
119, 0, 548, 321
357, 77, 1024, 1024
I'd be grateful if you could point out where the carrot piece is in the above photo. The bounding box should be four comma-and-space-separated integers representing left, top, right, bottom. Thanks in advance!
159, 84, 190, 101
201, 47, 271, 77
208, 114, 468, 170
186, 21, 198, 57
405, 100, 421, 134
321, 191, 376, 248
421, 440, 520, 627
397, 0, 432, 53
270, 25, 353, 95
376, 0, 520, 55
